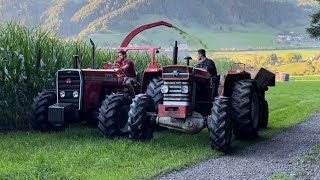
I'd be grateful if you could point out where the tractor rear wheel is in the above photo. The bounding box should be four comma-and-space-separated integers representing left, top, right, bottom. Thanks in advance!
128, 94, 155, 140
146, 77, 164, 112
208, 96, 232, 152
231, 79, 261, 139
31, 91, 57, 131
260, 100, 269, 128
98, 94, 131, 138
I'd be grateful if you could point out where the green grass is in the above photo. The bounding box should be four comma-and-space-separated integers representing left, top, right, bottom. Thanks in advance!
304, 144, 320, 164
0, 129, 219, 179
1, 77, 320, 179
260, 80, 320, 139
291, 75, 320, 81
269, 172, 291, 180
270, 144, 320, 180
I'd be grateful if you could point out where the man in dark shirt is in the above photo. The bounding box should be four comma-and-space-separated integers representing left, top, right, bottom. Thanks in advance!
195, 49, 217, 77
118, 51, 137, 96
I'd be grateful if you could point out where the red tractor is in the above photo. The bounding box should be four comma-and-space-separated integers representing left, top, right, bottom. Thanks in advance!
31, 21, 173, 132
127, 45, 275, 152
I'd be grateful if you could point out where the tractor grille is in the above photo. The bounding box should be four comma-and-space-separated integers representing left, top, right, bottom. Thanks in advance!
163, 67, 189, 78
163, 81, 192, 106
57, 70, 82, 110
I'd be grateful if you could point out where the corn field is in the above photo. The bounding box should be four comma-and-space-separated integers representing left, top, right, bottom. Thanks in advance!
0, 22, 233, 131
0, 22, 170, 130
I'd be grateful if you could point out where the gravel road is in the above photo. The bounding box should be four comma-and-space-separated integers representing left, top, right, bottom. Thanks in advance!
156, 113, 320, 180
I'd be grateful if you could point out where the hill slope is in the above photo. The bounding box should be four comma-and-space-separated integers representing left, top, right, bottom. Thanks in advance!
0, 0, 317, 48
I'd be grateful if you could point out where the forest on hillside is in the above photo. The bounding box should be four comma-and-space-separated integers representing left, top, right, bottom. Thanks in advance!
0, 0, 315, 39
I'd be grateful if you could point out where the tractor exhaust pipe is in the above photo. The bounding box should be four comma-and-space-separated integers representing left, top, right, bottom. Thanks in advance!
73, 55, 80, 69
90, 38, 95, 69
184, 56, 192, 66
173, 41, 178, 65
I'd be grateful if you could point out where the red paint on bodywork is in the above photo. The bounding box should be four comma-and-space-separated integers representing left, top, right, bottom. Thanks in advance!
81, 69, 125, 112
158, 105, 193, 118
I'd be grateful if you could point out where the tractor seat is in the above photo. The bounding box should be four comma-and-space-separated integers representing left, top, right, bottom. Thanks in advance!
210, 75, 220, 99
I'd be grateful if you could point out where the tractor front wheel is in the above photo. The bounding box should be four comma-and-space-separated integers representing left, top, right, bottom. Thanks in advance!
128, 94, 155, 140
208, 96, 232, 152
146, 77, 164, 112
31, 91, 57, 131
98, 94, 131, 138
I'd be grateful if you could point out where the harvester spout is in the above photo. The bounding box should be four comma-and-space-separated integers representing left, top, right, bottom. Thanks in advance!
120, 21, 173, 47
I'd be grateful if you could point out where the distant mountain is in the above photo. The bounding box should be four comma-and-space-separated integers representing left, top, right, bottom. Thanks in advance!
0, 0, 314, 35
0, 0, 318, 48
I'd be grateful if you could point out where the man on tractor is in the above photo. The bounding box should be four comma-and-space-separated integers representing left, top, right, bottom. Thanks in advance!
195, 49, 219, 97
195, 49, 217, 77
117, 50, 137, 96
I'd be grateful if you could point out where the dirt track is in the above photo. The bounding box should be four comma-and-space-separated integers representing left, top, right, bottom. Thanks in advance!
156, 113, 320, 180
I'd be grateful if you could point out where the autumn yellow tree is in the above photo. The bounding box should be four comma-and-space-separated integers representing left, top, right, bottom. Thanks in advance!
77, 0, 147, 39
41, 0, 66, 33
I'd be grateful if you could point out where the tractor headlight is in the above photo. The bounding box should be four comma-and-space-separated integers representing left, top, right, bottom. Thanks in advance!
60, 91, 66, 98
181, 85, 190, 93
161, 85, 169, 93
73, 91, 79, 98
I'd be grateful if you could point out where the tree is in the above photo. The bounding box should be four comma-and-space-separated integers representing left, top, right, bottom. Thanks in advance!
306, 0, 320, 38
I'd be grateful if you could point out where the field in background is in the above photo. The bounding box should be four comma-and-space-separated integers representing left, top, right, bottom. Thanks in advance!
89, 15, 320, 50
208, 49, 320, 75
212, 49, 320, 59
291, 75, 320, 81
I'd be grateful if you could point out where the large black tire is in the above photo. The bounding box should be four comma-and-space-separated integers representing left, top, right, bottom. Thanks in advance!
208, 96, 232, 152
260, 100, 269, 128
146, 77, 164, 112
98, 94, 131, 138
231, 79, 261, 139
146, 77, 165, 131
128, 94, 155, 140
31, 91, 57, 131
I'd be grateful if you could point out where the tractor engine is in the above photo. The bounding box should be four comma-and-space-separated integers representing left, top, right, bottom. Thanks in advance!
156, 65, 212, 134
47, 68, 128, 127
47, 70, 83, 126
56, 70, 82, 110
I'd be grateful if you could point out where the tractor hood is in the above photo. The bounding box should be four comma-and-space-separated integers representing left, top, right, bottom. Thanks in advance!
81, 69, 123, 84
162, 65, 210, 83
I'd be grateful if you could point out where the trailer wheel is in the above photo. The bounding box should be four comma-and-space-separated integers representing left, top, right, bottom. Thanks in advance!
231, 79, 261, 138
98, 94, 131, 137
128, 94, 155, 140
208, 96, 232, 152
31, 91, 57, 131
260, 100, 269, 128
146, 77, 164, 112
